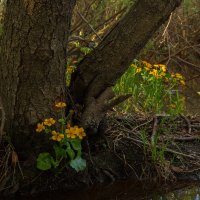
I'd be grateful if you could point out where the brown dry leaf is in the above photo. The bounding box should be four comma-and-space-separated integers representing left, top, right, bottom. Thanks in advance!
170, 165, 184, 173
11, 151, 18, 168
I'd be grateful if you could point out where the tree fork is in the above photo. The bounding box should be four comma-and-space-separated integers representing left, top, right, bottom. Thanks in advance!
70, 0, 183, 131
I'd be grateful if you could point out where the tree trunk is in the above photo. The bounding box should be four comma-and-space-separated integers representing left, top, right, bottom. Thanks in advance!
70, 0, 182, 131
0, 0, 76, 157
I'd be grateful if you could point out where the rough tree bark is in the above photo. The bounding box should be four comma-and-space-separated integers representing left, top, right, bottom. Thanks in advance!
70, 0, 183, 132
0, 0, 76, 157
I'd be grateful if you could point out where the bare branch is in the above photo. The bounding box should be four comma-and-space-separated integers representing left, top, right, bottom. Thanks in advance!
104, 94, 132, 110
77, 11, 102, 41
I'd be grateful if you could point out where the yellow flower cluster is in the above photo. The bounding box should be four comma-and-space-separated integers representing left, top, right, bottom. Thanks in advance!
139, 61, 186, 85
149, 69, 166, 79
55, 102, 66, 108
136, 68, 142, 73
65, 125, 86, 140
36, 101, 86, 142
51, 130, 64, 142
132, 61, 185, 85
44, 118, 56, 126
131, 64, 142, 74
171, 73, 186, 85
143, 61, 165, 72
154, 64, 167, 72
131, 61, 167, 78
142, 61, 152, 69
142, 61, 167, 79
50, 125, 86, 142
36, 118, 56, 133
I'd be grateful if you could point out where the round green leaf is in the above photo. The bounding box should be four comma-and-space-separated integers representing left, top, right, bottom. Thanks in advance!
70, 157, 86, 172
36, 152, 52, 170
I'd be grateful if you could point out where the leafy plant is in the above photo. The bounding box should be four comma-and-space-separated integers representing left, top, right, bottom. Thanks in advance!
35, 102, 86, 172
114, 60, 185, 115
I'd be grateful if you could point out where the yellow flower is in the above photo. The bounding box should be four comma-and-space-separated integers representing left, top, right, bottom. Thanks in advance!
65, 126, 86, 140
159, 72, 166, 77
55, 102, 67, 108
153, 64, 160, 68
159, 64, 167, 72
65, 127, 78, 139
131, 64, 137, 68
171, 74, 175, 78
51, 131, 64, 142
142, 61, 152, 68
171, 73, 185, 85
36, 123, 45, 133
136, 68, 142, 73
149, 69, 159, 78
145, 67, 151, 71
180, 80, 186, 86
76, 127, 86, 139
44, 118, 56, 126
175, 73, 183, 79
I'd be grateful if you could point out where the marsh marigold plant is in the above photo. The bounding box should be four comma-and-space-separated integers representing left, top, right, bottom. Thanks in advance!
35, 101, 86, 172
114, 60, 185, 114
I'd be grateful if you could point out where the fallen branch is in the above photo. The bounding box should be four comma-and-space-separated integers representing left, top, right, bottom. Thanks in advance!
172, 136, 200, 142
163, 147, 198, 160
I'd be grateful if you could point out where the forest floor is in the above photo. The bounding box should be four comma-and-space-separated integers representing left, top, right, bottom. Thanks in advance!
1, 112, 200, 197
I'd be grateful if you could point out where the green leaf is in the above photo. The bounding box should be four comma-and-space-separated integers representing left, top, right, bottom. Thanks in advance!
66, 147, 75, 160
58, 118, 65, 125
53, 144, 66, 158
70, 138, 81, 151
80, 47, 92, 55
70, 157, 86, 172
36, 153, 52, 170
50, 157, 60, 168
44, 128, 50, 134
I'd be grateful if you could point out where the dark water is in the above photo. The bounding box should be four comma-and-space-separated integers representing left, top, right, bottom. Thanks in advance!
19, 181, 200, 200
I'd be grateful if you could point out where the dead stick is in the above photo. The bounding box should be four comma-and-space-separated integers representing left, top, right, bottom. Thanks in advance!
173, 136, 200, 142
163, 147, 197, 159
77, 11, 102, 41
